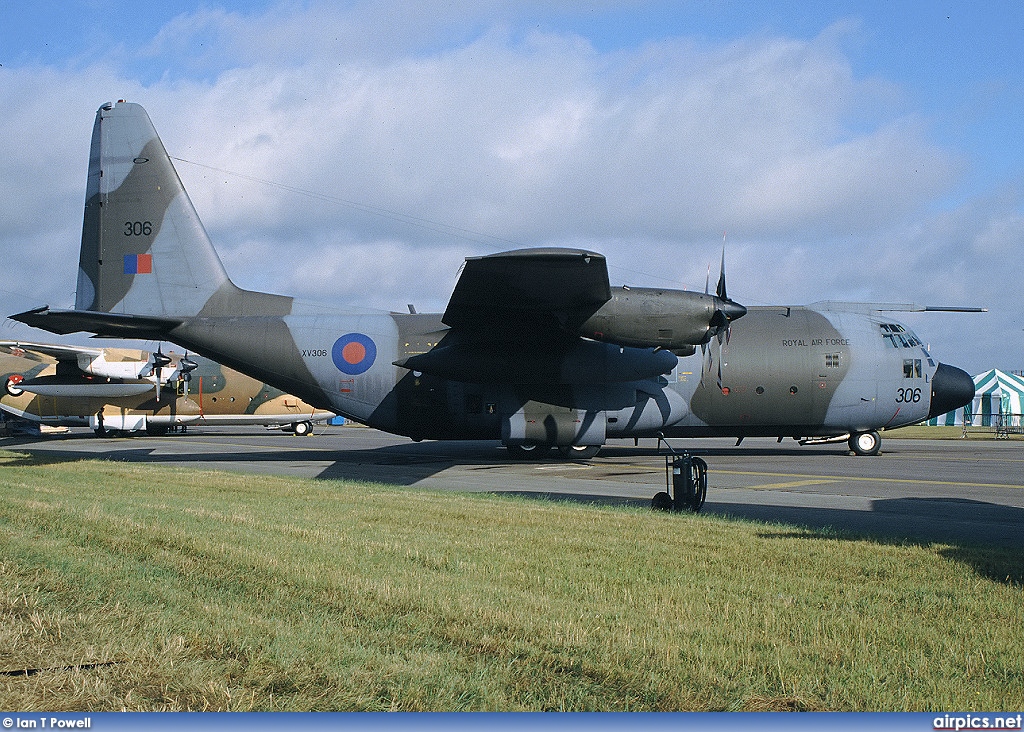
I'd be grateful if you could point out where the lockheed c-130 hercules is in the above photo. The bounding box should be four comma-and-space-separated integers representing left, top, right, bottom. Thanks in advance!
0, 341, 334, 436
12, 101, 976, 463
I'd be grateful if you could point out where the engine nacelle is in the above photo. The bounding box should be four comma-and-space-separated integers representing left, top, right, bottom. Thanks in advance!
77, 351, 151, 380
578, 287, 745, 351
397, 337, 677, 384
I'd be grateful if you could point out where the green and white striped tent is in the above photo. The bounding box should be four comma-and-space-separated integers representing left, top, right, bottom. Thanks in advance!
930, 369, 1024, 426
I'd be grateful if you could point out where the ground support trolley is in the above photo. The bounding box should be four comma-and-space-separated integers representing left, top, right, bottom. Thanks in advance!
652, 445, 708, 513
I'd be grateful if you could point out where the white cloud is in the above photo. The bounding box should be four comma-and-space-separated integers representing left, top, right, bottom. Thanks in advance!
0, 4, 1020, 372
150, 20, 957, 247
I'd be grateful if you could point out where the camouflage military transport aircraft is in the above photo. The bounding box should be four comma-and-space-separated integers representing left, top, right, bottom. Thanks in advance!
12, 101, 975, 459
1, 341, 333, 436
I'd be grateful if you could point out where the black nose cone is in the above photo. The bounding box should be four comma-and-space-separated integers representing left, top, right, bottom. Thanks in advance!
928, 363, 975, 419
719, 299, 747, 323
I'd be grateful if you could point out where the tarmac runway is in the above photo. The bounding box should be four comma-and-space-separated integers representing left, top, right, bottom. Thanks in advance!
3, 425, 1023, 548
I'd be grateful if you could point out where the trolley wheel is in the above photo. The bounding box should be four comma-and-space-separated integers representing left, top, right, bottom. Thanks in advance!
651, 491, 673, 511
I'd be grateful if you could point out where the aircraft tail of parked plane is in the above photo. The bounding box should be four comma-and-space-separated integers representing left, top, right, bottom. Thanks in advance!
12, 100, 977, 465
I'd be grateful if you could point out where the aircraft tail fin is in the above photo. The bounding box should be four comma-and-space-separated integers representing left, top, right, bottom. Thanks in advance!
75, 101, 236, 318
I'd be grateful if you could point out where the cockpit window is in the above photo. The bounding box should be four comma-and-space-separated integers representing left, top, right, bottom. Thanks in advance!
880, 323, 923, 349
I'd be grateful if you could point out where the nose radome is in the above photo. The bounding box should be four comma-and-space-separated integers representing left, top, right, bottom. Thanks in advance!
928, 363, 976, 419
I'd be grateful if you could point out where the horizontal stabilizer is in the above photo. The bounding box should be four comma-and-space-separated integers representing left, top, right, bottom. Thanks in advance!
10, 307, 182, 339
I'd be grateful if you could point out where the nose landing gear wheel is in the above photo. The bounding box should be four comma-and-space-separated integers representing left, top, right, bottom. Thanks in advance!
849, 430, 880, 456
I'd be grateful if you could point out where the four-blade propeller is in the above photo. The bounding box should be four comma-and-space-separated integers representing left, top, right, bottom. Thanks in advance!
702, 245, 744, 391
140, 346, 199, 401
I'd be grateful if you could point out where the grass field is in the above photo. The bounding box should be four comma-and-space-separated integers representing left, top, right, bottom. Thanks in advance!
1, 449, 1022, 711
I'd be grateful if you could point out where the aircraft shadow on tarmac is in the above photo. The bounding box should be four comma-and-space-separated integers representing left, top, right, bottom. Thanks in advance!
4, 434, 1023, 582
2, 433, 513, 485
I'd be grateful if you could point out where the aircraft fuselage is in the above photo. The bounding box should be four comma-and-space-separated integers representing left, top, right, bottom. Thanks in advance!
158, 302, 957, 449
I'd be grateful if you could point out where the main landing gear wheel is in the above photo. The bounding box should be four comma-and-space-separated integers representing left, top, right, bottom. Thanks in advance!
849, 430, 881, 456
292, 420, 313, 436
506, 442, 552, 459
557, 444, 601, 460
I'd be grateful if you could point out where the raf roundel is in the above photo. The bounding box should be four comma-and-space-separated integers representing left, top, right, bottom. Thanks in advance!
332, 333, 377, 375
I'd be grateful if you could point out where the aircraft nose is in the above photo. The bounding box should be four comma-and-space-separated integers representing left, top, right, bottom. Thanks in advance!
928, 363, 975, 419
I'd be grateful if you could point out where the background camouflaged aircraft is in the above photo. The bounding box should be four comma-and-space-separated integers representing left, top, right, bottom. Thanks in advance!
1, 341, 333, 436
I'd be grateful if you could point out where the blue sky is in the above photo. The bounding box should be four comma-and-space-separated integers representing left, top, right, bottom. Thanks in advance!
1, 1, 1022, 373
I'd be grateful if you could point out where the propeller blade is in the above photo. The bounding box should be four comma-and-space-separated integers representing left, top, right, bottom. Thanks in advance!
157, 346, 168, 402
145, 345, 178, 402
178, 353, 198, 396
713, 326, 731, 392
699, 340, 709, 386
716, 245, 728, 302
151, 346, 172, 372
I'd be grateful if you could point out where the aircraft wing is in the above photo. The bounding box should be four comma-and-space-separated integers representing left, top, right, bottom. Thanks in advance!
442, 248, 611, 332
808, 301, 988, 313
0, 338, 164, 382
9, 306, 182, 339
0, 340, 104, 363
